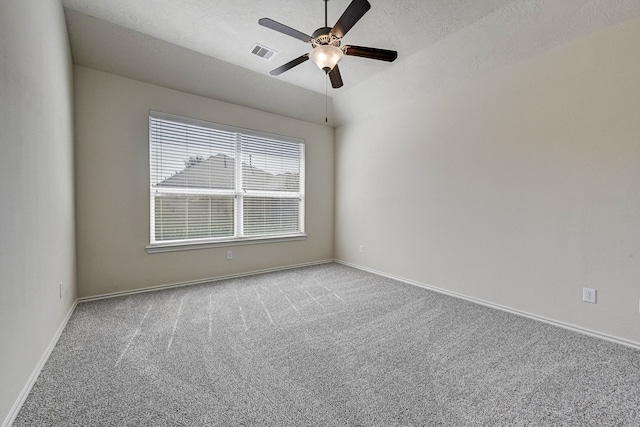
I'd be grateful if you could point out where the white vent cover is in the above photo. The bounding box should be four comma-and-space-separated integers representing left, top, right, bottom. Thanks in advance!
250, 43, 277, 60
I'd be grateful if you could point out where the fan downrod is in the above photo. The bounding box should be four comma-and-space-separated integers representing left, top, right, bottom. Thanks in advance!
313, 1, 340, 47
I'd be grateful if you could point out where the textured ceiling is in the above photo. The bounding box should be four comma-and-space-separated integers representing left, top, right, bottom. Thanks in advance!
62, 0, 640, 126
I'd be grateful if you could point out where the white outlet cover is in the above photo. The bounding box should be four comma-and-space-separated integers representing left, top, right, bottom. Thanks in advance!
583, 288, 597, 304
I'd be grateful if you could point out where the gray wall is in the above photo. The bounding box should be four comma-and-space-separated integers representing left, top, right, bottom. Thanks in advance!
335, 16, 640, 345
0, 0, 77, 424
74, 66, 335, 298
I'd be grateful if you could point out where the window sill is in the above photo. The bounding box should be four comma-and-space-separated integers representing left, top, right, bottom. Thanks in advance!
145, 234, 307, 254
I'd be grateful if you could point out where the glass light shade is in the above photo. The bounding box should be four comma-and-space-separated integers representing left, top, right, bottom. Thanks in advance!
309, 45, 344, 72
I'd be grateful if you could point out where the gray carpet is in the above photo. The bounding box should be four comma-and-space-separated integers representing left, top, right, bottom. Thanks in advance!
14, 263, 640, 426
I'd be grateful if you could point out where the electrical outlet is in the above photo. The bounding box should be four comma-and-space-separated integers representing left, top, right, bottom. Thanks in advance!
227, 251, 233, 260
583, 288, 596, 304
359, 245, 364, 253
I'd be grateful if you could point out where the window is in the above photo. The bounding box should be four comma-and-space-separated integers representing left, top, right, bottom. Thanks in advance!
148, 111, 305, 251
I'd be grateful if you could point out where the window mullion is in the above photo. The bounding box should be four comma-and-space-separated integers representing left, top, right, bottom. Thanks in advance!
235, 133, 243, 238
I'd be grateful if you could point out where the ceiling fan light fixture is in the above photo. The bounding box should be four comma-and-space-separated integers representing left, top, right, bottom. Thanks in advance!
259, 0, 397, 88
309, 45, 344, 73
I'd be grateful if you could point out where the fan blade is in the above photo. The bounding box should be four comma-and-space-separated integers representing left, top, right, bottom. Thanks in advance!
259, 18, 312, 42
331, 0, 371, 38
343, 45, 398, 62
328, 65, 344, 89
270, 54, 310, 76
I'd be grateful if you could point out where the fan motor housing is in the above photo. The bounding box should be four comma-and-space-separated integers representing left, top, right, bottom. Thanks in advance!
311, 27, 341, 47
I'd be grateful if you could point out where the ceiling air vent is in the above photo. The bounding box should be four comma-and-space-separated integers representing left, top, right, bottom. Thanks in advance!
250, 43, 277, 60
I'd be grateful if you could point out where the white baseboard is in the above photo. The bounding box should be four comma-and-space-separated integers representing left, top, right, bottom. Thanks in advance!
78, 259, 335, 303
336, 260, 640, 351
2, 300, 78, 427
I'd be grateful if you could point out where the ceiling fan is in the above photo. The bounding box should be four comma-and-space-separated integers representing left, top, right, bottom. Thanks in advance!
259, 0, 398, 88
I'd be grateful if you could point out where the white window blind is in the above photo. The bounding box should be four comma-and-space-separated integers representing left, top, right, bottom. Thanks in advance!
149, 111, 305, 247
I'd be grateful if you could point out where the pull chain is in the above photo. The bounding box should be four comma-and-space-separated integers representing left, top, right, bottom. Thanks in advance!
325, 73, 328, 123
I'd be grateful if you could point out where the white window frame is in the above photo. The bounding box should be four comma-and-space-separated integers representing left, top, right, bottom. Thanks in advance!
146, 111, 306, 253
